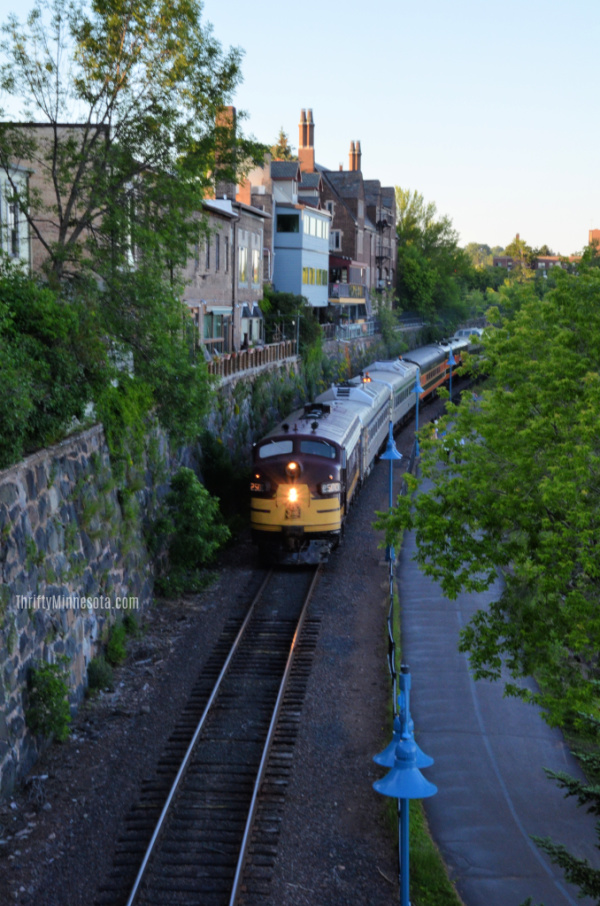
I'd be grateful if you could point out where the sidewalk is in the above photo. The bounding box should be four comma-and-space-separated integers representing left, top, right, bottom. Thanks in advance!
398, 501, 600, 906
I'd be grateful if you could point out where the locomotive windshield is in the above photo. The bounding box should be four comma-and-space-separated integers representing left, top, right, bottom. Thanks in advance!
258, 440, 294, 458
299, 440, 337, 459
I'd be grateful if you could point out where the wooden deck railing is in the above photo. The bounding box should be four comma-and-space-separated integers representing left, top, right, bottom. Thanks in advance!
206, 340, 297, 379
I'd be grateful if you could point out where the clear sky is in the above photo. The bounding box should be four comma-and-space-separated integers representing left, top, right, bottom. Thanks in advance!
0, 0, 597, 256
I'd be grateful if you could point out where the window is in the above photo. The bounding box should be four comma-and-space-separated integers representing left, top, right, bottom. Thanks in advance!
203, 313, 223, 340
205, 236, 210, 270
9, 202, 19, 259
252, 248, 260, 285
258, 440, 293, 458
300, 440, 336, 459
215, 233, 220, 271
225, 236, 229, 272
277, 213, 299, 233
330, 230, 341, 251
238, 246, 248, 284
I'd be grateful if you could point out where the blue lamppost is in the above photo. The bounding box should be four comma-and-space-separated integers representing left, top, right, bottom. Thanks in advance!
447, 348, 457, 402
374, 667, 436, 906
380, 422, 402, 562
414, 369, 424, 456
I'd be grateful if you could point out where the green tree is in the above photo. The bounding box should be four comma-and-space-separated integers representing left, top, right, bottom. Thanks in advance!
260, 287, 321, 353
464, 242, 495, 269
504, 233, 535, 272
0, 0, 267, 454
270, 127, 296, 161
533, 243, 555, 257
379, 267, 600, 729
395, 187, 470, 328
0, 0, 264, 282
154, 466, 231, 594
0, 257, 107, 466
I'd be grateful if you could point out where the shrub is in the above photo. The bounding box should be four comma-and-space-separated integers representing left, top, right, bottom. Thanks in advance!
122, 612, 140, 636
26, 658, 71, 742
87, 656, 114, 693
106, 622, 127, 666
154, 467, 230, 595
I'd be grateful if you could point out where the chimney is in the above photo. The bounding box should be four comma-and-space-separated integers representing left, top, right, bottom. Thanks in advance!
299, 109, 307, 149
349, 141, 362, 171
307, 108, 314, 148
215, 106, 237, 200
298, 107, 315, 173
237, 176, 251, 207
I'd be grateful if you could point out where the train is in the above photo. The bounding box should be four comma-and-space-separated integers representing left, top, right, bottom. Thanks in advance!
249, 335, 473, 564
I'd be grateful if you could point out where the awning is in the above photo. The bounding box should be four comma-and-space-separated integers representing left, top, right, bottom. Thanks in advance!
241, 302, 263, 319
204, 305, 233, 315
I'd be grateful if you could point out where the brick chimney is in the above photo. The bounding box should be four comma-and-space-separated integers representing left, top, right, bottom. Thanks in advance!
349, 140, 362, 171
298, 107, 315, 173
215, 105, 237, 200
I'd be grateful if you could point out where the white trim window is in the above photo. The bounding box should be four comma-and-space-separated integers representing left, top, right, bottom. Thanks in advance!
330, 230, 342, 251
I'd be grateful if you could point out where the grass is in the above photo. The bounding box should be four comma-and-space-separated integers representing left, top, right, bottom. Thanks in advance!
383, 577, 464, 906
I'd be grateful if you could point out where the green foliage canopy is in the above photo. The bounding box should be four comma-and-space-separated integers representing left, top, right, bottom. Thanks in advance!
379, 267, 600, 727
395, 187, 471, 327
0, 258, 107, 467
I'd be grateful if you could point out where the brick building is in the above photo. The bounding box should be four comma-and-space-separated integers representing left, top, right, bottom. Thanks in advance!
181, 196, 270, 356
238, 108, 397, 323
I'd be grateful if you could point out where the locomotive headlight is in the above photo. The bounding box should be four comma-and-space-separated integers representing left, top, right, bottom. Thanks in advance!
288, 487, 298, 503
319, 481, 341, 495
286, 461, 300, 480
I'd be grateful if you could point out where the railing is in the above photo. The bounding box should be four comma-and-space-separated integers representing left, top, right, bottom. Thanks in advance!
328, 283, 367, 299
206, 340, 297, 379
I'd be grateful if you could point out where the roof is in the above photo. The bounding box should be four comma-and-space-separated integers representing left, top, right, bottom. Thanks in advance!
298, 172, 322, 189
322, 169, 364, 199
204, 197, 271, 220
270, 160, 301, 180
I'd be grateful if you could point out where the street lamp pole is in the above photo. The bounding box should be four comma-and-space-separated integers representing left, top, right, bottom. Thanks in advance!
447, 348, 457, 402
380, 421, 402, 562
373, 666, 436, 906
414, 368, 424, 457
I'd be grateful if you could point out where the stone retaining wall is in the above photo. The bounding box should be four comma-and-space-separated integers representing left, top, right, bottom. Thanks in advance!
0, 425, 159, 795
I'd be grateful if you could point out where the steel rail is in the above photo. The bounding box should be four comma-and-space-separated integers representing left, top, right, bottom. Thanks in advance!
228, 564, 322, 906
125, 570, 273, 906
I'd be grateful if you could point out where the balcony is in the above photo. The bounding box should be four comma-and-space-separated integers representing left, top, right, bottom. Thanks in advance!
328, 283, 367, 300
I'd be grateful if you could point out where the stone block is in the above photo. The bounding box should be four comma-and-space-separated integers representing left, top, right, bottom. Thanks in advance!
0, 483, 18, 507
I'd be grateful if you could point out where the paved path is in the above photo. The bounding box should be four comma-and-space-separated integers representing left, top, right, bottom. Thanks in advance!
398, 504, 600, 906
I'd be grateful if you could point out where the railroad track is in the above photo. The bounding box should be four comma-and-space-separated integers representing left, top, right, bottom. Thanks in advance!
97, 566, 322, 906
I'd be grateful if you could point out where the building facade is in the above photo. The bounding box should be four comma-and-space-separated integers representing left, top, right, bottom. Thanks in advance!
181, 196, 270, 356
238, 108, 396, 323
